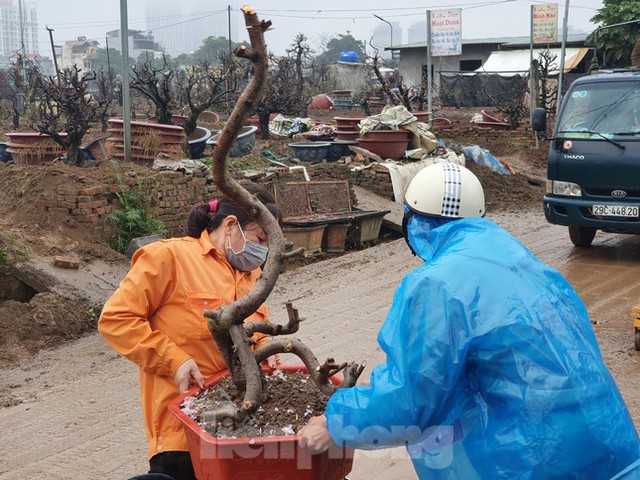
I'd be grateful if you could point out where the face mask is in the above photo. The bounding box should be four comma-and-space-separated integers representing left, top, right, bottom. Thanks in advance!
226, 224, 269, 272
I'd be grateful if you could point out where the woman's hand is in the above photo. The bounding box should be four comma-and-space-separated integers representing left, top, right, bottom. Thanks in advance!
299, 415, 334, 454
174, 358, 205, 393
266, 354, 281, 369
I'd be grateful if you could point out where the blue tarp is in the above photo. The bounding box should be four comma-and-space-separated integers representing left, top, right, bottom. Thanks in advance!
326, 215, 640, 479
463, 145, 511, 175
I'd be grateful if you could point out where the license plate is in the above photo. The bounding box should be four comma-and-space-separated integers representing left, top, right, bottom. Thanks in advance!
592, 205, 640, 217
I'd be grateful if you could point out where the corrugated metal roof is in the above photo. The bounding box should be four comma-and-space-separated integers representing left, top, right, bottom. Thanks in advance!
387, 32, 589, 50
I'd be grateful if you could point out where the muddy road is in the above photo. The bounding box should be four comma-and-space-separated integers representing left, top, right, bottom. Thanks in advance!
1, 209, 640, 480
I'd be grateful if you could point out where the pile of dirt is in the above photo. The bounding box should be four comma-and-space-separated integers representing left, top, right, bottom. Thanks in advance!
0, 292, 93, 366
183, 370, 329, 438
466, 160, 545, 213
0, 161, 133, 262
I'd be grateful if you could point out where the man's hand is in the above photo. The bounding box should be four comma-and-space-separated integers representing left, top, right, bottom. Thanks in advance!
174, 358, 205, 393
299, 415, 335, 454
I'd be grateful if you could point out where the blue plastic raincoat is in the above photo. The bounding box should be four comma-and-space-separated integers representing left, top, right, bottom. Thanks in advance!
325, 216, 640, 479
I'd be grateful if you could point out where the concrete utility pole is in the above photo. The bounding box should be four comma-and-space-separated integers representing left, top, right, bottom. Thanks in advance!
46, 26, 60, 80
17, 0, 26, 55
120, 0, 132, 163
104, 37, 111, 79
228, 5, 232, 55
529, 5, 534, 123
556, 0, 570, 116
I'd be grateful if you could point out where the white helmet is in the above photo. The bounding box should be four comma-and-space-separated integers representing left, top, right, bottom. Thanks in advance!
404, 162, 485, 218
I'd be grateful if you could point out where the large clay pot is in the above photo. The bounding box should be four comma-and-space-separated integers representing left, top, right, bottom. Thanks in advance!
107, 118, 185, 162
356, 136, 409, 160
5, 132, 67, 165
289, 142, 332, 162
334, 130, 360, 142
333, 116, 364, 130
412, 111, 430, 123
361, 129, 411, 142
168, 365, 354, 480
309, 94, 333, 110
207, 125, 258, 158
187, 127, 212, 159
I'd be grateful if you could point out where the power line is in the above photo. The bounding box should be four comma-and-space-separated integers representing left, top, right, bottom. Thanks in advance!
43, 9, 227, 31
247, 0, 597, 20
258, 0, 598, 13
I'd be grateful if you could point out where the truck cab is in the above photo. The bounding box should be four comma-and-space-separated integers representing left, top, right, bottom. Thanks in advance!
533, 70, 640, 246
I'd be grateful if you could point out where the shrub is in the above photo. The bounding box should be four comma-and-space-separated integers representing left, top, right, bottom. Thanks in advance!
106, 161, 167, 254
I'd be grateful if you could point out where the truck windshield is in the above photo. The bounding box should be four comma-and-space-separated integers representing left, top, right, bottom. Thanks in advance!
557, 81, 640, 138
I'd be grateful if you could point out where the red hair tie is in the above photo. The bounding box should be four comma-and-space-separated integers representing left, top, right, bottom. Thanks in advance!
209, 200, 219, 213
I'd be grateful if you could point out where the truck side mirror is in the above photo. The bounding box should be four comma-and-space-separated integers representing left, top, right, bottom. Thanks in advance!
531, 108, 547, 132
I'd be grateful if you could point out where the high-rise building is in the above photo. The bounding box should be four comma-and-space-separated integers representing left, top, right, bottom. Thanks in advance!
371, 22, 402, 58
408, 20, 428, 44
0, 0, 38, 56
106, 29, 160, 61
145, 1, 241, 56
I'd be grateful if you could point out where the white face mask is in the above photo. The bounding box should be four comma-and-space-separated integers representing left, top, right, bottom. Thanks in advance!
225, 224, 268, 272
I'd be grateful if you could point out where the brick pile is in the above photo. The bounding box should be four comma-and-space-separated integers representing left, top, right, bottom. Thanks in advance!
37, 171, 220, 237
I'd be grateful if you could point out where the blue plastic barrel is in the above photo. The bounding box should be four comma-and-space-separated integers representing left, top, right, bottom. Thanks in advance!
340, 51, 358, 62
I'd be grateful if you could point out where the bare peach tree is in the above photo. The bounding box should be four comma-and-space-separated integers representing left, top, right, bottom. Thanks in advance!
204, 6, 364, 423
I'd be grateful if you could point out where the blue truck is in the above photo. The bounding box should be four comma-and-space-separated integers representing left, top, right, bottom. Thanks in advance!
532, 70, 640, 247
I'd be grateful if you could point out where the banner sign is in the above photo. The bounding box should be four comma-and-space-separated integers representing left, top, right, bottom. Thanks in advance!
532, 4, 558, 43
430, 9, 462, 56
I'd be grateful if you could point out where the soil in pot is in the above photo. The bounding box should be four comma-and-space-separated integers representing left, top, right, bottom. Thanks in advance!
181, 370, 329, 438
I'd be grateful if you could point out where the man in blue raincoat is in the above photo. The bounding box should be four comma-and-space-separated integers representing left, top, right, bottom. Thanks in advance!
300, 163, 640, 479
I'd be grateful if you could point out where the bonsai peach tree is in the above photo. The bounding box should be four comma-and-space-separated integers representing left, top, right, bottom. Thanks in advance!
203, 6, 364, 424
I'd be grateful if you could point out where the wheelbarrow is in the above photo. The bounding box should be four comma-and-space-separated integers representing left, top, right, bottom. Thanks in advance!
628, 304, 640, 351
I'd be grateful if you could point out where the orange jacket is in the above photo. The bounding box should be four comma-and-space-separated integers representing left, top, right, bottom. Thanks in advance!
98, 230, 270, 458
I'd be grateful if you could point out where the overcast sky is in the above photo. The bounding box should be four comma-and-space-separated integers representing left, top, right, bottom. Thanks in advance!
32, 0, 604, 56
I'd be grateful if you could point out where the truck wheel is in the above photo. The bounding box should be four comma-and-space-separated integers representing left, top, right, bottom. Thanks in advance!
635, 330, 640, 351
568, 226, 596, 247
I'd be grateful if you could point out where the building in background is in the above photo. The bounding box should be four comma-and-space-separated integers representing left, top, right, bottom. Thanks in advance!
60, 36, 99, 74
0, 0, 38, 56
371, 21, 402, 59
145, 0, 241, 56
106, 29, 162, 61
407, 20, 427, 45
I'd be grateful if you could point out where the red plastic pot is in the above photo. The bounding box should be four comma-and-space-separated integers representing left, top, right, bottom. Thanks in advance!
5, 132, 67, 165
310, 94, 333, 110
334, 129, 360, 142
168, 364, 354, 480
356, 137, 409, 160
412, 111, 430, 123
362, 129, 411, 142
333, 116, 364, 130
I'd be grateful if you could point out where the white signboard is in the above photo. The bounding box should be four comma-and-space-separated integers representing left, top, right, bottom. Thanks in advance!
532, 4, 558, 44
430, 9, 462, 57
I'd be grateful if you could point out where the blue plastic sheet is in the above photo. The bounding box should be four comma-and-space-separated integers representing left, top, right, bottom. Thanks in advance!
326, 216, 640, 479
463, 145, 510, 175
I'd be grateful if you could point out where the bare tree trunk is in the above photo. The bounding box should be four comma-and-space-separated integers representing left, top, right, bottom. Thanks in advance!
67, 143, 79, 165
258, 110, 270, 140
202, 6, 364, 423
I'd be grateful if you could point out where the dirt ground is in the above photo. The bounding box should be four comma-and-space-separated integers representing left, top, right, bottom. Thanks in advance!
2, 207, 640, 480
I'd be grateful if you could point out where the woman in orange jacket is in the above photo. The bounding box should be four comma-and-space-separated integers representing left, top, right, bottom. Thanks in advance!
98, 184, 281, 480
